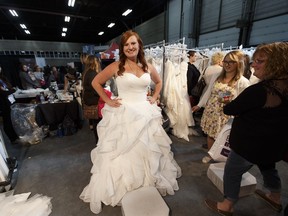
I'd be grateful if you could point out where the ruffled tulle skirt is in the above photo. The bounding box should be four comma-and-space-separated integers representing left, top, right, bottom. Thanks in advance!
80, 100, 181, 214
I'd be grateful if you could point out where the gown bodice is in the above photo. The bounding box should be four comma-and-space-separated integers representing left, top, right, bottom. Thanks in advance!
116, 72, 150, 103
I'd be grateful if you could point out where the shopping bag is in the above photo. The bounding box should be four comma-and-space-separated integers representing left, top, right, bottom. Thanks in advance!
208, 119, 233, 162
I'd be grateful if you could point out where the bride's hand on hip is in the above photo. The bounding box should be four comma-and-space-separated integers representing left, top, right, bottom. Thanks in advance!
147, 96, 157, 104
107, 98, 122, 107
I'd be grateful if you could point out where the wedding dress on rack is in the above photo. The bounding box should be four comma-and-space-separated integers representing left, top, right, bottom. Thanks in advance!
162, 47, 194, 141
145, 43, 198, 141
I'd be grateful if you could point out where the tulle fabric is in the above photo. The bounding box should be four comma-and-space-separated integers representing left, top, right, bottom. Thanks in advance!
80, 73, 181, 214
0, 190, 52, 216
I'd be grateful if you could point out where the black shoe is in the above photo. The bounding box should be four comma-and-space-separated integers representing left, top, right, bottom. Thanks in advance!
202, 143, 208, 149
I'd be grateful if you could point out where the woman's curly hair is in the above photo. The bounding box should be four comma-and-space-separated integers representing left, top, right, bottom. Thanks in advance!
253, 42, 288, 80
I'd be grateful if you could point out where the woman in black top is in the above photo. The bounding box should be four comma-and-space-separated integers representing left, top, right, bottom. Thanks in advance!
205, 42, 288, 215
187, 50, 201, 106
82, 55, 102, 142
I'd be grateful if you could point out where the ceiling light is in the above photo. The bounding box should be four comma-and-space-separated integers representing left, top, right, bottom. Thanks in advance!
98, 32, 104, 36
9, 9, 18, 17
122, 9, 132, 16
62, 27, 68, 32
62, 33, 66, 37
108, 23, 115, 28
24, 30, 30, 34
20, 24, 27, 29
68, 0, 75, 7
65, 16, 70, 22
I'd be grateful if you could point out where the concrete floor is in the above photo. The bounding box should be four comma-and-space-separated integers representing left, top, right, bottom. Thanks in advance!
2, 119, 288, 216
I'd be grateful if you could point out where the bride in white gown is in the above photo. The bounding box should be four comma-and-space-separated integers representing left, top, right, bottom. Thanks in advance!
79, 30, 182, 214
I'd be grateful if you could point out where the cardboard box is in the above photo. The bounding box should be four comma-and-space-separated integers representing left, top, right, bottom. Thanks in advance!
207, 162, 257, 197
121, 186, 169, 216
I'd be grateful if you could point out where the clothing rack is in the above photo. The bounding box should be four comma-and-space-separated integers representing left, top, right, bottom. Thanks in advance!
144, 38, 188, 97
164, 37, 186, 46
144, 40, 166, 96
164, 37, 188, 59
222, 45, 241, 50
193, 43, 224, 51
144, 40, 165, 49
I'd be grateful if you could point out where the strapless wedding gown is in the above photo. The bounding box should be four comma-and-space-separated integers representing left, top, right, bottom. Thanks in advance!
80, 72, 181, 214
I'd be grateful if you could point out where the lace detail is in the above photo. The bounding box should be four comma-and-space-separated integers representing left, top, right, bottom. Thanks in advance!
263, 79, 288, 108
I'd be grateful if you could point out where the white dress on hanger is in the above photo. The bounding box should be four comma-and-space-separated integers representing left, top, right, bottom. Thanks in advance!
163, 60, 180, 126
80, 72, 181, 214
171, 60, 194, 141
163, 59, 194, 141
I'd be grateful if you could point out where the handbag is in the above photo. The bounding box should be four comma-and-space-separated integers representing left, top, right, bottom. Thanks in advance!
191, 68, 207, 98
82, 103, 99, 119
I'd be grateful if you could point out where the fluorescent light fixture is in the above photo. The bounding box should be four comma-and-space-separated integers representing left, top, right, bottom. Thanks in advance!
62, 27, 68, 32
65, 16, 70, 22
24, 30, 30, 34
122, 9, 132, 16
9, 9, 18, 17
108, 23, 115, 28
62, 33, 66, 37
20, 24, 27, 29
68, 0, 75, 7
98, 31, 104, 36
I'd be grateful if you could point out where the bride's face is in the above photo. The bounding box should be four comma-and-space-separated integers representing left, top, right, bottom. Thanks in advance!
123, 35, 139, 60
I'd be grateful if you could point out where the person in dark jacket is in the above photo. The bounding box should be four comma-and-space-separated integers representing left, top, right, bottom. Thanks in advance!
82, 55, 102, 142
187, 50, 200, 106
204, 42, 288, 215
0, 66, 19, 143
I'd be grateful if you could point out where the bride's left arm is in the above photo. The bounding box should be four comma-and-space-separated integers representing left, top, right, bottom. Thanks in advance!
148, 63, 162, 104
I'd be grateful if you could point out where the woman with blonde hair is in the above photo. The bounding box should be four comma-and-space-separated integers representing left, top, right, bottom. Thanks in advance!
193, 50, 250, 163
203, 51, 224, 85
205, 42, 288, 216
